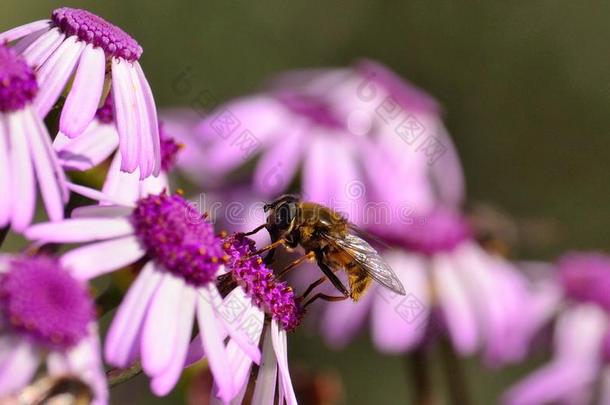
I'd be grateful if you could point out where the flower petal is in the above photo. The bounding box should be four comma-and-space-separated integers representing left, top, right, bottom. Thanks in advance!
150, 286, 197, 396
112, 59, 140, 173
105, 263, 163, 367
24, 108, 64, 222
7, 110, 35, 232
197, 287, 234, 402
0, 20, 50, 43
21, 28, 64, 70
71, 205, 133, 219
61, 235, 145, 280
26, 217, 133, 243
134, 62, 161, 177
60, 44, 106, 138
34, 36, 85, 117
271, 321, 297, 405
0, 340, 39, 395
371, 252, 429, 353
0, 117, 11, 226
55, 122, 119, 171
431, 252, 478, 355
251, 326, 278, 405
101, 145, 141, 205
67, 182, 136, 207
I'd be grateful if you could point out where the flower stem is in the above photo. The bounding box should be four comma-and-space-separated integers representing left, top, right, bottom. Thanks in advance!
440, 340, 472, 405
406, 347, 435, 405
107, 361, 143, 388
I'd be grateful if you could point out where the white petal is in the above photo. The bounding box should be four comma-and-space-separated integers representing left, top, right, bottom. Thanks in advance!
7, 110, 35, 231
112, 59, 139, 173
34, 36, 85, 117
0, 20, 50, 43
61, 236, 145, 280
21, 28, 64, 69
0, 117, 11, 226
134, 62, 161, 176
0, 340, 39, 395
60, 44, 106, 138
271, 321, 297, 405
56, 122, 119, 171
105, 264, 163, 367
26, 217, 134, 243
251, 326, 278, 405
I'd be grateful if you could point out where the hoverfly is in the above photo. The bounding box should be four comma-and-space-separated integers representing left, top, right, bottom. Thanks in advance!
244, 195, 406, 306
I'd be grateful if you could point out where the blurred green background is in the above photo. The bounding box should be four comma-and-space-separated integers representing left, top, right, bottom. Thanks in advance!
3, 1, 610, 403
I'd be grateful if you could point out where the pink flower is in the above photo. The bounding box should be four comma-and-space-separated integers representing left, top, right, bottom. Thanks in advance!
170, 60, 464, 228
0, 44, 68, 232
504, 253, 610, 405
0, 7, 161, 178
317, 208, 535, 364
0, 255, 107, 404
25, 193, 252, 400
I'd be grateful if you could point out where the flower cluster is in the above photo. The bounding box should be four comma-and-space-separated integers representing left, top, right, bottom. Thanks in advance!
223, 234, 304, 331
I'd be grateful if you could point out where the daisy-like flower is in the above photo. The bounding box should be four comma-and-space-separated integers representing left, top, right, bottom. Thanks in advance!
53, 95, 182, 201
214, 234, 302, 404
0, 255, 107, 404
0, 7, 161, 178
0, 44, 68, 232
178, 60, 463, 226
317, 208, 536, 364
504, 253, 610, 405
25, 192, 253, 400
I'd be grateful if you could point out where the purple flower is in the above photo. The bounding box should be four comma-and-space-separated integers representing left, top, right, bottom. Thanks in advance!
0, 255, 107, 403
317, 208, 534, 364
214, 234, 300, 404
170, 60, 464, 228
504, 253, 610, 405
0, 44, 68, 232
0, 7, 161, 178
25, 192, 250, 400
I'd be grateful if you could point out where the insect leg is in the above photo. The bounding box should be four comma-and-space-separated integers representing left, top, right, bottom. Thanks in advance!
315, 251, 350, 298
303, 293, 348, 308
241, 223, 266, 236
301, 275, 327, 299
244, 238, 286, 260
277, 251, 316, 278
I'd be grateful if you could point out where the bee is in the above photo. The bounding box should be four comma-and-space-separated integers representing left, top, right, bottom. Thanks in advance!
245, 195, 406, 306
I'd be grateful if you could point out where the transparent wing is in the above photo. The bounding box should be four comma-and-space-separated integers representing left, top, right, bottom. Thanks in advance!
329, 233, 406, 295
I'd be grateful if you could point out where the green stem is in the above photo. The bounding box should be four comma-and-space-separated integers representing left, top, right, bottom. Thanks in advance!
406, 347, 435, 405
440, 341, 472, 405
107, 361, 143, 388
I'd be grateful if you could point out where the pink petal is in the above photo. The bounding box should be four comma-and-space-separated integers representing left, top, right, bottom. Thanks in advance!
71, 205, 133, 219
0, 339, 39, 395
21, 28, 64, 70
134, 62, 161, 177
24, 108, 64, 222
150, 286, 197, 396
371, 252, 429, 353
105, 263, 163, 367
251, 326, 278, 405
129, 65, 154, 179
26, 217, 133, 243
67, 182, 136, 207
431, 252, 478, 355
34, 36, 85, 117
61, 236, 145, 280
101, 153, 141, 204
253, 128, 305, 197
12, 29, 47, 54
112, 59, 140, 173
141, 173, 169, 197
430, 127, 465, 207
142, 274, 188, 375
320, 285, 373, 348
60, 44, 106, 138
56, 122, 120, 171
226, 338, 257, 396
7, 110, 35, 232
503, 361, 597, 405
271, 321, 297, 405
302, 137, 331, 204
0, 19, 50, 43
0, 118, 11, 226
197, 287, 234, 402
554, 304, 608, 361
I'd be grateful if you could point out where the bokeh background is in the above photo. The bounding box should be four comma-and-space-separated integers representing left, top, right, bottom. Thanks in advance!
3, 1, 610, 403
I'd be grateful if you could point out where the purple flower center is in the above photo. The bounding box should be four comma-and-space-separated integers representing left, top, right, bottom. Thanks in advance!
52, 7, 143, 62
131, 193, 224, 286
400, 209, 472, 255
223, 235, 303, 331
558, 252, 610, 312
0, 45, 38, 112
159, 123, 183, 172
277, 91, 344, 129
95, 95, 114, 124
0, 256, 94, 351
356, 59, 441, 115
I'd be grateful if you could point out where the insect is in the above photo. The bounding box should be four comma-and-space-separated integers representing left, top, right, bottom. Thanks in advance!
244, 195, 406, 306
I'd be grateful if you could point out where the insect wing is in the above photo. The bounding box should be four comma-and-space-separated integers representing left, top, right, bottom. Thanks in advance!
332, 234, 406, 295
